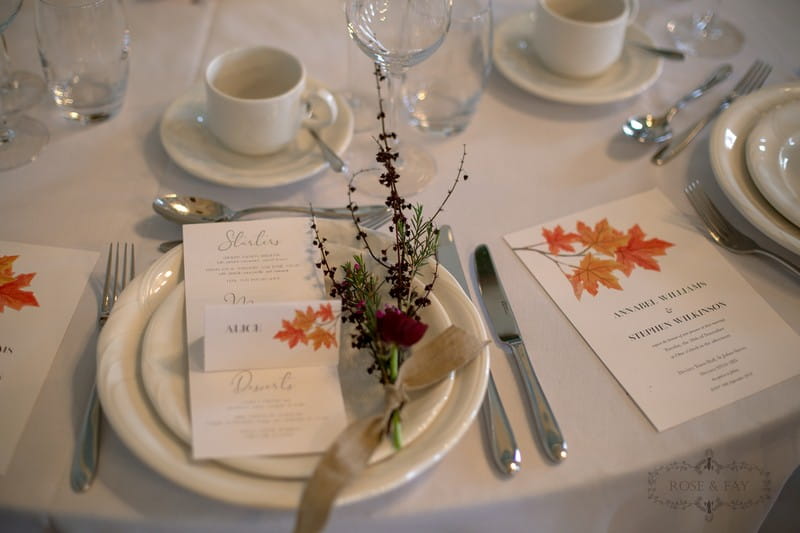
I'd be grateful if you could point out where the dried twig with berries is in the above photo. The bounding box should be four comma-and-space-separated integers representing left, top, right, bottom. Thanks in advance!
311, 63, 469, 448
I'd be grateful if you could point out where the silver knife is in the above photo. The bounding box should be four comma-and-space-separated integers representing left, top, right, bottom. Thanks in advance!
438, 226, 521, 476
474, 244, 567, 464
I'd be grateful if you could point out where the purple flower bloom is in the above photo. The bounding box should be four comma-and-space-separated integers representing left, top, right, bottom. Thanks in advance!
376, 307, 428, 347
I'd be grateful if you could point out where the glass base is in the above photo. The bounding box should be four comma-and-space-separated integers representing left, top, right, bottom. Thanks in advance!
0, 115, 49, 171
666, 14, 744, 57
349, 141, 437, 198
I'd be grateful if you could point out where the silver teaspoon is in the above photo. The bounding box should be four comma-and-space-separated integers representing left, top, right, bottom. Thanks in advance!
152, 194, 388, 225
622, 63, 732, 143
306, 127, 348, 173
626, 40, 686, 61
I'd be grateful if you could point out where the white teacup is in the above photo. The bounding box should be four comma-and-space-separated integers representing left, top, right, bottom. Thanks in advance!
532, 0, 639, 79
204, 46, 338, 155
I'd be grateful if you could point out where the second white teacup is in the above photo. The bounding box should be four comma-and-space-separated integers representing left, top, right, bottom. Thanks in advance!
532, 0, 639, 79
205, 46, 338, 155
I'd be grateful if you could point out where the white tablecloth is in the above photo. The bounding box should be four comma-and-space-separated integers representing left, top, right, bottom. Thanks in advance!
1, 1, 798, 532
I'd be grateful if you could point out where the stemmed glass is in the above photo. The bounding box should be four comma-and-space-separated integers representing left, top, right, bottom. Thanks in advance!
0, 0, 48, 171
345, 0, 452, 196
666, 0, 743, 57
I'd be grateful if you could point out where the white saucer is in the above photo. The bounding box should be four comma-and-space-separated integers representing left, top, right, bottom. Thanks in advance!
709, 82, 800, 255
493, 12, 663, 105
745, 99, 800, 227
159, 80, 353, 188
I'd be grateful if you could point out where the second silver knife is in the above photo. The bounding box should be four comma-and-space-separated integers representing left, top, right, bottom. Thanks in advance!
475, 244, 567, 464
438, 225, 521, 476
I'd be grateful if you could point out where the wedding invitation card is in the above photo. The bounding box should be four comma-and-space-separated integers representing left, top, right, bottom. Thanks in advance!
0, 242, 98, 473
505, 189, 800, 431
182, 218, 347, 459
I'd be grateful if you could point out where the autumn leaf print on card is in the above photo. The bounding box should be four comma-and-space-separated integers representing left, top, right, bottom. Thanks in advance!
0, 255, 39, 313
513, 219, 674, 300
274, 302, 338, 350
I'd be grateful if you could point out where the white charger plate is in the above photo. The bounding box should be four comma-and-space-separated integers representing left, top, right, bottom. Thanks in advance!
159, 80, 353, 188
140, 244, 454, 479
745, 99, 800, 227
493, 12, 662, 105
96, 219, 490, 508
709, 82, 800, 255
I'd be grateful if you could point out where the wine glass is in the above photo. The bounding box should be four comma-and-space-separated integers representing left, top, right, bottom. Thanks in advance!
345, 0, 452, 197
666, 0, 743, 57
0, 0, 48, 171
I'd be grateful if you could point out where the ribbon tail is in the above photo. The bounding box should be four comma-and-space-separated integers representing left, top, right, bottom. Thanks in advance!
293, 415, 385, 533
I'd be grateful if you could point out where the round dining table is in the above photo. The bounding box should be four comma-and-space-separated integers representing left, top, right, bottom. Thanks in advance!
1, 0, 798, 532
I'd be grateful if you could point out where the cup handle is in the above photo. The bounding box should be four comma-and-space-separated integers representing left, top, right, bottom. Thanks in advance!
302, 88, 338, 131
626, 0, 639, 25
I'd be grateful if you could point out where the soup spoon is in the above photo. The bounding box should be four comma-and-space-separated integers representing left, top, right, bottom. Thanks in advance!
622, 63, 732, 143
153, 194, 390, 225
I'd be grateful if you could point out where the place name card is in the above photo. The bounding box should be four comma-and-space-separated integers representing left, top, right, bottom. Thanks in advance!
183, 218, 347, 459
204, 299, 341, 371
0, 242, 98, 473
505, 189, 800, 431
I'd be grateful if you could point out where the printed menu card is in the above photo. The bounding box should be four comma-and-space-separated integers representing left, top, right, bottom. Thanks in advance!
0, 242, 98, 474
505, 189, 800, 431
182, 218, 347, 459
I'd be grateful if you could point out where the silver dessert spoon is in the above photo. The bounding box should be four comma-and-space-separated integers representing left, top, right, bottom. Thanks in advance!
622, 63, 732, 143
152, 194, 389, 225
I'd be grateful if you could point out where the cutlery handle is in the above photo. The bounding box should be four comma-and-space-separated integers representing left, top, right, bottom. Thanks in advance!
753, 249, 800, 277
508, 341, 567, 463
652, 100, 730, 166
482, 373, 521, 475
70, 384, 101, 492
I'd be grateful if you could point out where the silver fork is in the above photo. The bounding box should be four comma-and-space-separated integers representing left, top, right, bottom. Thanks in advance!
71, 243, 136, 492
157, 209, 393, 253
653, 60, 772, 165
684, 181, 800, 277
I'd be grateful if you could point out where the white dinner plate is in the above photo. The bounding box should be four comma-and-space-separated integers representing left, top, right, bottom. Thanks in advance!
96, 219, 490, 508
159, 80, 353, 188
709, 82, 800, 255
140, 245, 454, 479
493, 12, 663, 105
745, 99, 800, 227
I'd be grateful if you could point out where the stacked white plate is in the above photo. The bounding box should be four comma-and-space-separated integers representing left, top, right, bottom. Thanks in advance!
709, 82, 800, 255
95, 219, 490, 508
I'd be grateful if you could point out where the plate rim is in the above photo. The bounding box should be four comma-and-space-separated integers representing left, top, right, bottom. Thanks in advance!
96, 221, 490, 508
492, 11, 663, 105
159, 79, 354, 188
709, 81, 800, 255
744, 98, 800, 227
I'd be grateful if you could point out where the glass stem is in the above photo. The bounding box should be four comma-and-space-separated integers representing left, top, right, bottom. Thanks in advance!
385, 68, 407, 149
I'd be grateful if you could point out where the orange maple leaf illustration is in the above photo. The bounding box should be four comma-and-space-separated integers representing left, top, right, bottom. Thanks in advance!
307, 326, 337, 350
315, 302, 335, 322
0, 255, 18, 284
273, 319, 308, 348
615, 225, 675, 276
291, 306, 318, 331
568, 254, 623, 300
0, 272, 40, 312
576, 219, 629, 257
542, 225, 581, 254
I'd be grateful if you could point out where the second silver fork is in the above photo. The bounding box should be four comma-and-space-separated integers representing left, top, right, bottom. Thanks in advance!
652, 60, 772, 165
684, 181, 800, 277
71, 242, 135, 492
